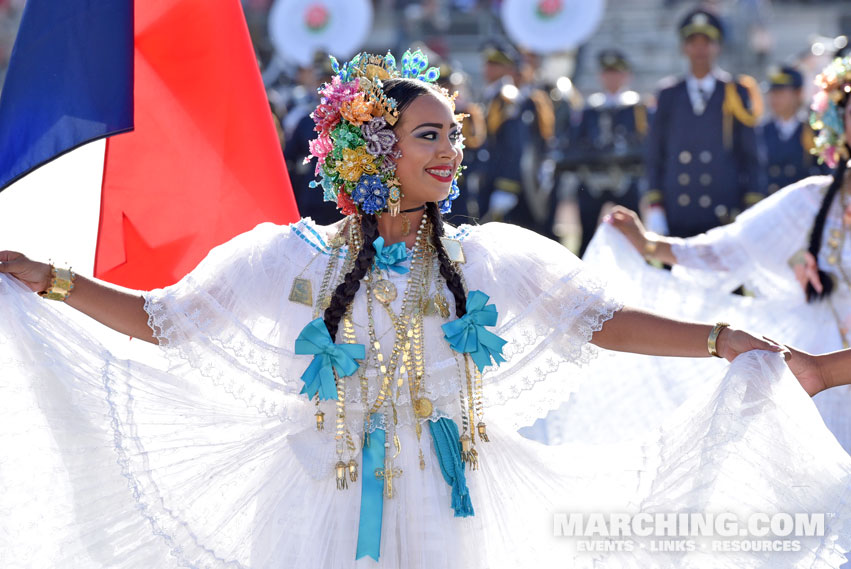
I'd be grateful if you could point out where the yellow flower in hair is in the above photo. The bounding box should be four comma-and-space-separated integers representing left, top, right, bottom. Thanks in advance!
338, 146, 379, 182
340, 93, 374, 126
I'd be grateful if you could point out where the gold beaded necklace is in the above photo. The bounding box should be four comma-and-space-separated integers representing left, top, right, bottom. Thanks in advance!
304, 214, 491, 496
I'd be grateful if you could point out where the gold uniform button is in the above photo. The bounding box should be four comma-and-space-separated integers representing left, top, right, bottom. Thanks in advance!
678, 193, 691, 206
784, 164, 797, 177
699, 195, 712, 208
678, 173, 691, 185
679, 151, 692, 164
699, 173, 712, 186
768, 183, 779, 193
699, 151, 712, 163
769, 165, 781, 177
714, 204, 728, 218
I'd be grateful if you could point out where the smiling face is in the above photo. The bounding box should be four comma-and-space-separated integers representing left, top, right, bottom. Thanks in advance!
392, 91, 463, 209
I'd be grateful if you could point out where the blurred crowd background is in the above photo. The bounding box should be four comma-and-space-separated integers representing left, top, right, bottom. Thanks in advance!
2, 0, 850, 253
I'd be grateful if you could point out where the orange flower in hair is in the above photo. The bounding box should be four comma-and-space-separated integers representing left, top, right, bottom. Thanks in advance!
340, 93, 374, 126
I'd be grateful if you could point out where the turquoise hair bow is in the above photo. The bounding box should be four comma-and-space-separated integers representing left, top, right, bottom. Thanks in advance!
441, 290, 507, 372
372, 237, 409, 274
294, 318, 365, 400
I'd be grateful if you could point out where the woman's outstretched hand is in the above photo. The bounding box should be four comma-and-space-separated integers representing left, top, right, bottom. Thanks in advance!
790, 251, 823, 295
0, 251, 52, 293
606, 206, 648, 253
715, 327, 789, 362
784, 346, 829, 397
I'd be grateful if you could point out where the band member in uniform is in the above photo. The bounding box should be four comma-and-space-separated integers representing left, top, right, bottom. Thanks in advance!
568, 49, 649, 254
760, 64, 829, 194
644, 9, 765, 238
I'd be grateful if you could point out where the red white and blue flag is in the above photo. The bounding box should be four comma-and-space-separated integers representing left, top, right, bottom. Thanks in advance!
0, 0, 299, 289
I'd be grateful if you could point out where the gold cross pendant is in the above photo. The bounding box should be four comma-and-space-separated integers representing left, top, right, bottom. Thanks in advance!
375, 461, 403, 499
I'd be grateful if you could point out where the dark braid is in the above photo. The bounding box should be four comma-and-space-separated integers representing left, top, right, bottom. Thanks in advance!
426, 202, 468, 318
806, 156, 847, 302
323, 214, 379, 340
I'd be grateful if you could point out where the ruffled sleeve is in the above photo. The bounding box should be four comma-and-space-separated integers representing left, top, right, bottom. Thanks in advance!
457, 222, 624, 429
669, 176, 830, 297
143, 221, 319, 420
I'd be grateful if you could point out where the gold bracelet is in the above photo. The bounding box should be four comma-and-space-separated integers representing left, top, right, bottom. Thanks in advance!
707, 322, 730, 358
38, 264, 76, 302
643, 238, 659, 258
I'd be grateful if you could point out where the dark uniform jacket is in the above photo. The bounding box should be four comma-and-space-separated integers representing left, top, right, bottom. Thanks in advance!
759, 118, 829, 194
644, 72, 765, 237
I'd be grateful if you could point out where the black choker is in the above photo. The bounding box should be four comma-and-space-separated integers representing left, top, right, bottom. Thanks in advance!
400, 205, 426, 214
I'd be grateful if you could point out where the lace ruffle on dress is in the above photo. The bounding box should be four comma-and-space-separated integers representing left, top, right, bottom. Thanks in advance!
1, 218, 850, 569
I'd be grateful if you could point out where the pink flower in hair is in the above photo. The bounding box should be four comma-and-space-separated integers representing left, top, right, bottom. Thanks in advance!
308, 132, 333, 165
824, 146, 838, 169
320, 76, 360, 109
812, 90, 830, 114
311, 102, 340, 133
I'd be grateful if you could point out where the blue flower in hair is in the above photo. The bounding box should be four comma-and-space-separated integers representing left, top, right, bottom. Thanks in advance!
352, 174, 389, 214
438, 180, 461, 214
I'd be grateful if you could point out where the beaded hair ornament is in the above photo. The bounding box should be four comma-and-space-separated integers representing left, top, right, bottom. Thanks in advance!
306, 49, 462, 216
810, 56, 851, 168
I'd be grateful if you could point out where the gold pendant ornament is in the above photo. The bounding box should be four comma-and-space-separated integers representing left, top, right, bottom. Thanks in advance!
413, 397, 433, 419
315, 409, 325, 431
433, 293, 450, 318
336, 460, 349, 490
348, 459, 359, 482
439, 237, 466, 264
289, 277, 314, 306
374, 279, 398, 304
375, 462, 403, 499
476, 421, 490, 442
459, 433, 479, 470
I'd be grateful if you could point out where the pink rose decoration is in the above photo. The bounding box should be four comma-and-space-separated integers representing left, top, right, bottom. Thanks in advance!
308, 132, 333, 165
812, 91, 829, 113
304, 4, 329, 31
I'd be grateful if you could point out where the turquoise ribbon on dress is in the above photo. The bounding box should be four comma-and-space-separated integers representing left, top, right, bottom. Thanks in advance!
372, 236, 410, 274
356, 414, 385, 560
441, 290, 507, 372
429, 417, 474, 517
294, 318, 365, 400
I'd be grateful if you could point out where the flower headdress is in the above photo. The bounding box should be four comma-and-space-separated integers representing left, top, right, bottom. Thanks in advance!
306, 49, 462, 216
810, 56, 851, 168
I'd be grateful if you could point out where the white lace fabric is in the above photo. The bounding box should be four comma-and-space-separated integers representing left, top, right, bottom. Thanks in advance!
1, 218, 851, 568
143, 219, 621, 435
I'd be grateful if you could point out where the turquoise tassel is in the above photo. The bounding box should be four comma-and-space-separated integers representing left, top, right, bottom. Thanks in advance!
429, 418, 474, 517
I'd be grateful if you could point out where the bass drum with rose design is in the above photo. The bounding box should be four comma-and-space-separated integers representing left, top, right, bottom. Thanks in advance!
268, 0, 373, 67
500, 0, 605, 54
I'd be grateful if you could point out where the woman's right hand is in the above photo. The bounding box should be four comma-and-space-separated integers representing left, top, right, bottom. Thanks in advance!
606, 206, 648, 253
789, 250, 823, 295
0, 251, 52, 293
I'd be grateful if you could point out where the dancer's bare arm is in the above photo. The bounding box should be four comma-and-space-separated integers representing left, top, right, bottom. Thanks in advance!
0, 251, 157, 344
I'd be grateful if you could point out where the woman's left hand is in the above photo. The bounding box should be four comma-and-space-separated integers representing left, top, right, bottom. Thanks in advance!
715, 327, 789, 362
784, 346, 828, 397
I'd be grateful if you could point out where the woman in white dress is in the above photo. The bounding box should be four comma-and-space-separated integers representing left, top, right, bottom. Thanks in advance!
1, 50, 850, 569
586, 56, 851, 453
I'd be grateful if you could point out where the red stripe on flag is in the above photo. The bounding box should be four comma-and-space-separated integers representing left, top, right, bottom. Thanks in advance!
95, 0, 299, 289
